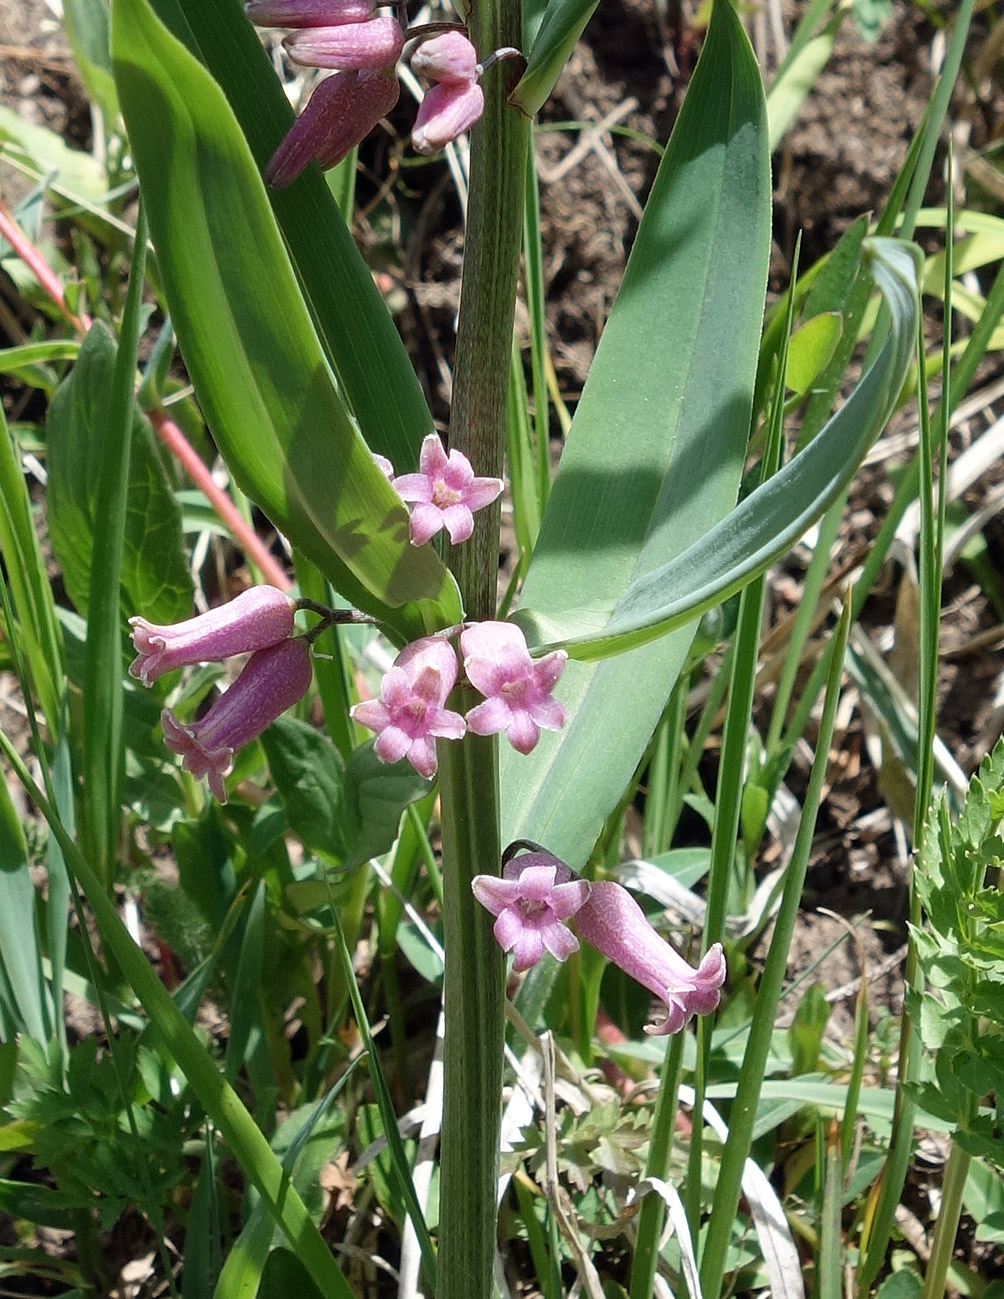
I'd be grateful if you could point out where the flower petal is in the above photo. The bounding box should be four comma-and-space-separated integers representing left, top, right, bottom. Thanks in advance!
465, 696, 512, 737
408, 503, 445, 546
441, 504, 474, 544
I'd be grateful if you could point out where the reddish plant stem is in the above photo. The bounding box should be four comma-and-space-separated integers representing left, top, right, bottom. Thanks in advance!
148, 412, 292, 591
0, 195, 92, 333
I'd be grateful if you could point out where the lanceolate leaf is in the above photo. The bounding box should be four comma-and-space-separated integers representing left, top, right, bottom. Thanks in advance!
112, 0, 461, 636
501, 0, 771, 863
47, 322, 192, 628
516, 239, 920, 661
145, 0, 433, 473
512, 0, 600, 117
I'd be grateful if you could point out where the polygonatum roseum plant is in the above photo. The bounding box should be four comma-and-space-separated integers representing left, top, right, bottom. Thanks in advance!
1, 1, 929, 1297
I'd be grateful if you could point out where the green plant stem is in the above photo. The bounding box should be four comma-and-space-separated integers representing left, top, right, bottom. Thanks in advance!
629, 1030, 685, 1299
437, 1, 528, 1295
920, 1127, 973, 1299
82, 202, 147, 886
699, 599, 852, 1299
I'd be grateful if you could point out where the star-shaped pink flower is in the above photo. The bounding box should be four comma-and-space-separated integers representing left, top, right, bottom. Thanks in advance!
460, 621, 567, 754
350, 636, 465, 778
392, 434, 503, 546
471, 849, 591, 972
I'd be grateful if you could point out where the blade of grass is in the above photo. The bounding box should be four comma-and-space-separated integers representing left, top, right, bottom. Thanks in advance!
699, 597, 852, 1299
330, 910, 437, 1291
859, 143, 957, 1296
81, 202, 147, 886
0, 405, 64, 736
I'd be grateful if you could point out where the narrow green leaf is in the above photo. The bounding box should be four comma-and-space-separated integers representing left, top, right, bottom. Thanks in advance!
766, 9, 842, 150
112, 0, 461, 636
511, 0, 600, 117
516, 239, 920, 662
0, 781, 48, 1043
47, 322, 192, 626
501, 0, 770, 865
81, 208, 149, 883
152, 0, 433, 472
0, 405, 63, 734
64, 0, 119, 125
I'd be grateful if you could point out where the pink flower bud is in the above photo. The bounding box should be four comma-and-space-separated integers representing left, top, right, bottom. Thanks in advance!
410, 32, 478, 85
350, 636, 465, 779
411, 80, 484, 156
472, 849, 591, 972
573, 882, 727, 1036
128, 587, 294, 688
161, 638, 312, 803
284, 17, 404, 70
265, 69, 400, 187
246, 0, 375, 27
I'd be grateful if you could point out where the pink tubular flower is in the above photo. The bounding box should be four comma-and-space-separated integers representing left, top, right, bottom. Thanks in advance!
161, 638, 312, 803
246, 0, 375, 27
472, 849, 591, 972
128, 587, 294, 688
265, 69, 399, 187
350, 636, 465, 778
410, 32, 479, 84
412, 81, 484, 156
574, 882, 727, 1036
460, 621, 567, 754
285, 18, 404, 70
392, 433, 503, 546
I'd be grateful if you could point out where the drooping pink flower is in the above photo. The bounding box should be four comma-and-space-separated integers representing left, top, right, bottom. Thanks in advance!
460, 621, 566, 754
471, 848, 591, 972
128, 587, 294, 688
265, 69, 399, 187
246, 0, 376, 27
412, 81, 485, 156
161, 638, 313, 803
350, 636, 465, 778
392, 433, 503, 546
410, 32, 479, 84
573, 882, 727, 1036
285, 17, 404, 70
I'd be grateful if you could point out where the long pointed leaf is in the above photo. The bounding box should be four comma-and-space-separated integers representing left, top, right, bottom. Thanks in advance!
515, 239, 920, 661
112, 0, 461, 636
148, 0, 433, 472
501, 0, 771, 864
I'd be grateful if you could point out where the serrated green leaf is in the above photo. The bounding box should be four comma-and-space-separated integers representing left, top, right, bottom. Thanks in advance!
47, 323, 192, 626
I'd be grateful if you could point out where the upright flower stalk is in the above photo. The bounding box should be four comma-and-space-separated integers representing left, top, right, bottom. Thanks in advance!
435, 0, 529, 1294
